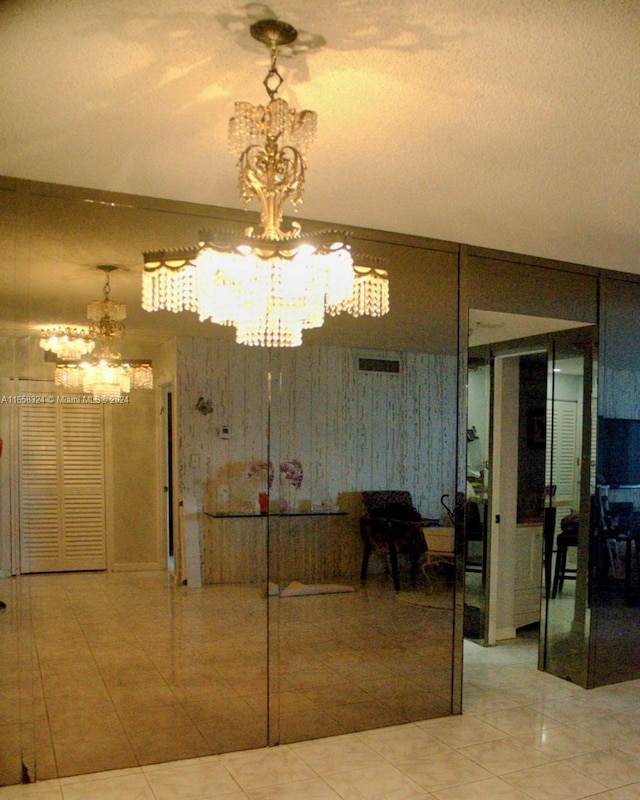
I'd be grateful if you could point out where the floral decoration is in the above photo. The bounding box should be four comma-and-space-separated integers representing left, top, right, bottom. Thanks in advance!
247, 460, 274, 488
246, 459, 303, 489
280, 459, 304, 489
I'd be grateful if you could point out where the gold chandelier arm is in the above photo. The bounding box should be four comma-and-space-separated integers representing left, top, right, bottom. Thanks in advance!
238, 141, 306, 240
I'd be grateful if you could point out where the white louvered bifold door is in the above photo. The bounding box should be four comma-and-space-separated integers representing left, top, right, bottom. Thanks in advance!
19, 401, 106, 573
19, 405, 60, 572
60, 405, 106, 569
546, 399, 579, 520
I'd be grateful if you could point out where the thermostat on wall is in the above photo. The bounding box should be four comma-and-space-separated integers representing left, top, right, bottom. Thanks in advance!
219, 425, 230, 439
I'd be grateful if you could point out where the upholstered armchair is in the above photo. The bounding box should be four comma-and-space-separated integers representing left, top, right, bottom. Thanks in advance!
359, 490, 432, 591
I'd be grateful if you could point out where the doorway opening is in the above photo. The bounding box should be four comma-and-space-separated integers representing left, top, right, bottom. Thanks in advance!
464, 311, 597, 684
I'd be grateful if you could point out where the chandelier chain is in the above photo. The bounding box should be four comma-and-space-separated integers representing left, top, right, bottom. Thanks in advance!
263, 42, 283, 101
103, 270, 112, 301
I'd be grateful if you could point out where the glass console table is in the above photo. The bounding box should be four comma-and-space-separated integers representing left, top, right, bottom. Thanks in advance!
204, 511, 348, 518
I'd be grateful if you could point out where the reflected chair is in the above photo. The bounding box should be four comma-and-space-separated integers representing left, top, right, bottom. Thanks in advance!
422, 526, 455, 592
552, 512, 578, 598
359, 491, 429, 591
465, 499, 483, 573
543, 506, 557, 598
442, 492, 482, 575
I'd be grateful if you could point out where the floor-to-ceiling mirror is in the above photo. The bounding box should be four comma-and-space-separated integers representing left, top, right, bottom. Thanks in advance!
0, 181, 276, 783
590, 277, 640, 687
0, 177, 462, 784
460, 246, 599, 681
266, 239, 461, 743
537, 332, 596, 685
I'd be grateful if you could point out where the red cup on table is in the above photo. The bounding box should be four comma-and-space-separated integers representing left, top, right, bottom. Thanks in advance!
258, 492, 268, 514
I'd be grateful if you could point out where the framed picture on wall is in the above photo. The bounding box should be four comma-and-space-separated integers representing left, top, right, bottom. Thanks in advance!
527, 408, 546, 449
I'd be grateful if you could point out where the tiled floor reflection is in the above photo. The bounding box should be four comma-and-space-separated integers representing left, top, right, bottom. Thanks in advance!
276, 580, 453, 743
3, 573, 640, 798
1, 571, 453, 784
0, 572, 268, 784
0, 572, 452, 785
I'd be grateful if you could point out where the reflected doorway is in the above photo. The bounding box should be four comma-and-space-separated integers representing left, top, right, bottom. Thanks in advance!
465, 311, 597, 686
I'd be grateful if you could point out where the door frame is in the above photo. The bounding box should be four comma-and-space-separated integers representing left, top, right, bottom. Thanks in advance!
488, 347, 547, 644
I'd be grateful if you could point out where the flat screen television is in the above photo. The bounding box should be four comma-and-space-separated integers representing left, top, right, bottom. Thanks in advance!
597, 416, 640, 486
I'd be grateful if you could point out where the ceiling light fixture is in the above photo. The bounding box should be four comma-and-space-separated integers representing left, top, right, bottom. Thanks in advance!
141, 18, 389, 347
39, 326, 95, 360
54, 266, 153, 400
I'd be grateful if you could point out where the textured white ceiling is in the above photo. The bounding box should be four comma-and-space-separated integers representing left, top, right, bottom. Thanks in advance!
1, 0, 638, 275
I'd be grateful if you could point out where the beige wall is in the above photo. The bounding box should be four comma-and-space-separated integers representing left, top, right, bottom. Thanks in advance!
174, 338, 457, 585
176, 338, 458, 519
108, 387, 161, 569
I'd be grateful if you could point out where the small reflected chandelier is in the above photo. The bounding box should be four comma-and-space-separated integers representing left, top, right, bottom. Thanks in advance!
40, 327, 95, 360
142, 18, 389, 347
54, 266, 153, 400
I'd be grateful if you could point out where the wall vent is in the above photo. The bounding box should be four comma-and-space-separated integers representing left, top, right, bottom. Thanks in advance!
358, 357, 401, 374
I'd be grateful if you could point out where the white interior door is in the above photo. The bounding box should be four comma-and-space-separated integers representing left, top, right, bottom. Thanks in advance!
19, 390, 106, 573
489, 354, 584, 640
546, 399, 579, 528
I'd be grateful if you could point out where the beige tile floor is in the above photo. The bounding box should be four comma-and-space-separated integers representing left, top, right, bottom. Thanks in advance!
3, 573, 640, 798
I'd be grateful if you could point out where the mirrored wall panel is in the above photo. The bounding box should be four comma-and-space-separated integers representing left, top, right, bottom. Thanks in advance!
0, 178, 461, 783
539, 328, 597, 686
268, 316, 459, 742
591, 277, 640, 686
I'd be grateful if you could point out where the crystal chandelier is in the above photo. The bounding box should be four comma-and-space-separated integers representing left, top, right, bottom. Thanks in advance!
142, 19, 389, 347
40, 326, 95, 360
54, 266, 153, 400
55, 351, 154, 400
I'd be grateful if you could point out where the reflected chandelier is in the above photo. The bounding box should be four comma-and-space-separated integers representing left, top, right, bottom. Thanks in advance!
40, 327, 95, 360
54, 266, 153, 400
142, 19, 389, 347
